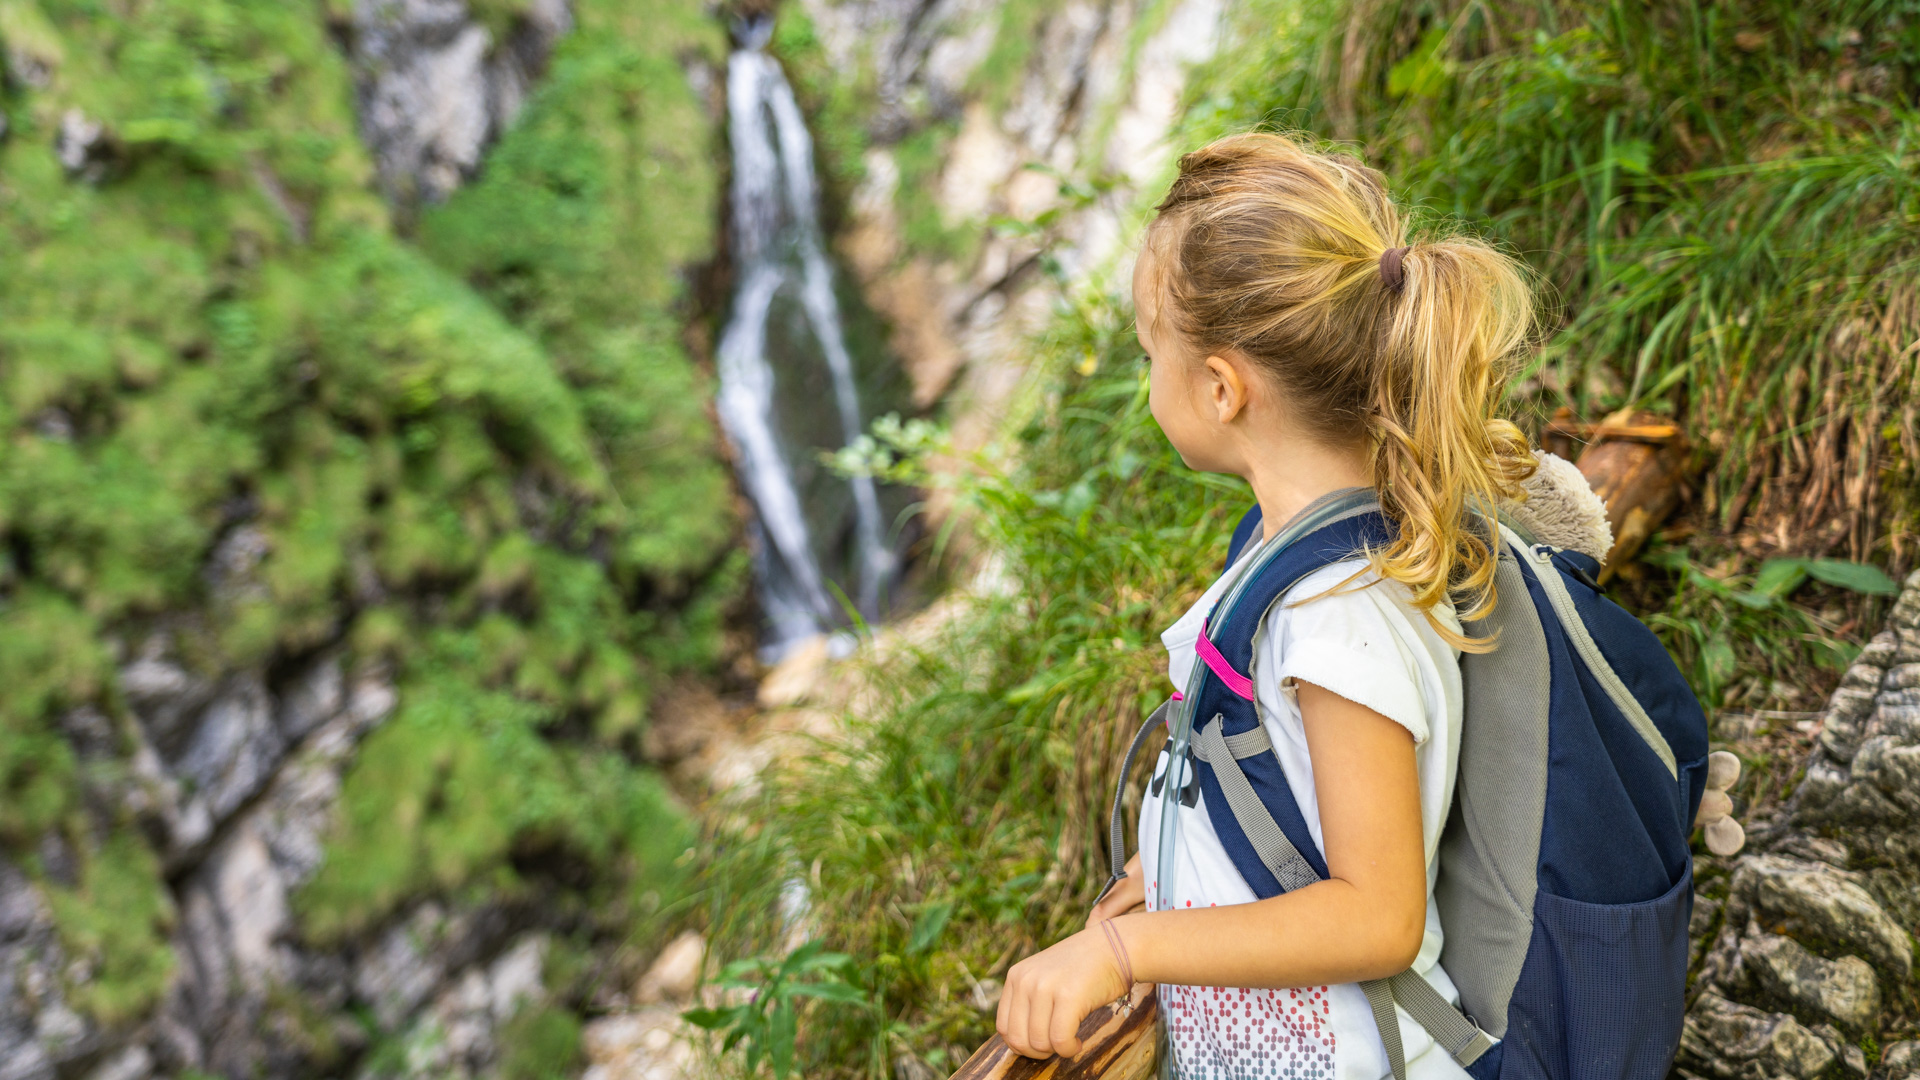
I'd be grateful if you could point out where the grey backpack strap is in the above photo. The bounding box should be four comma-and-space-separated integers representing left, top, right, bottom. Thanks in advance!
1189, 713, 1321, 893
1096, 699, 1173, 904
1362, 979, 1408, 1080
1388, 970, 1496, 1065
1358, 972, 1496, 1080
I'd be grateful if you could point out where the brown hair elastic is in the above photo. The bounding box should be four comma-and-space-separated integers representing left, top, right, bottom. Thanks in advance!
1380, 245, 1411, 292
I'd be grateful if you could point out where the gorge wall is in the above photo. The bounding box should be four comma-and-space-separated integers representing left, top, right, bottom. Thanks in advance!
0, 1, 735, 1077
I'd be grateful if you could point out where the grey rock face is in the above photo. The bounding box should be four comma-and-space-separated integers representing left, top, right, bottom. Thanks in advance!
1735, 927, 1879, 1032
0, 654, 400, 1080
348, 0, 572, 206
1682, 992, 1836, 1080
1685, 569, 1920, 1080
1884, 1041, 1920, 1078
0, 861, 90, 1080
1728, 855, 1912, 978
159, 664, 395, 1078
358, 933, 549, 1080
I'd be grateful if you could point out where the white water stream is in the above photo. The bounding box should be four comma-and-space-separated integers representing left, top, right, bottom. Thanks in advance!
715, 26, 895, 658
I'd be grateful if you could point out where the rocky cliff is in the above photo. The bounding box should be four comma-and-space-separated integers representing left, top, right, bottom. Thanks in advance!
1684, 573, 1920, 1079
0, 1, 733, 1077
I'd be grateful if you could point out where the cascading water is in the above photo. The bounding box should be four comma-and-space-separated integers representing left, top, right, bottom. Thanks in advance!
716, 20, 897, 659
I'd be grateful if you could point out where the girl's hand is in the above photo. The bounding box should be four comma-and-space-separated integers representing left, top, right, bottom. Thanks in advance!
1086, 852, 1146, 928
996, 923, 1132, 1058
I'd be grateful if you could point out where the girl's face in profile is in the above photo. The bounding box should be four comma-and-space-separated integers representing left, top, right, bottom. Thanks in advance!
1133, 237, 1235, 476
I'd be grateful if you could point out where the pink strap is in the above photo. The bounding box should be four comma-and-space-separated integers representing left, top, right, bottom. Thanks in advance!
1170, 691, 1183, 701
1196, 619, 1256, 700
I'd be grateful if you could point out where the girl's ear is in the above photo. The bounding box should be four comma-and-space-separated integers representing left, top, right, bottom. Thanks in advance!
1202, 354, 1249, 423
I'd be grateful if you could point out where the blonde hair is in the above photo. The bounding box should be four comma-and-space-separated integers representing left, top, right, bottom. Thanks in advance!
1147, 132, 1536, 647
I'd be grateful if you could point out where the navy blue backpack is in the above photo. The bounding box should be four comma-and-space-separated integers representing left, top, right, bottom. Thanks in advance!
1104, 487, 1708, 1080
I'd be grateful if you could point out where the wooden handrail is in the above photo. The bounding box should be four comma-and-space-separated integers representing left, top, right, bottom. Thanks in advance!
949, 986, 1159, 1080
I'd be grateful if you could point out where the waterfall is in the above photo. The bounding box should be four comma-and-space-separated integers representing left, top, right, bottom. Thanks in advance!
716, 22, 897, 658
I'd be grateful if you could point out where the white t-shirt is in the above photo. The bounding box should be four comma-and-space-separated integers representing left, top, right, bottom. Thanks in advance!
1139, 534, 1474, 1080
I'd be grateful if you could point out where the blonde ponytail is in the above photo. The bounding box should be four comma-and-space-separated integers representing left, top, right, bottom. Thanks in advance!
1150, 133, 1537, 648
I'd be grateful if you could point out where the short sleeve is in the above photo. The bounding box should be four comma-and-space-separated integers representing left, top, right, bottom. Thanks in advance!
1267, 565, 1436, 745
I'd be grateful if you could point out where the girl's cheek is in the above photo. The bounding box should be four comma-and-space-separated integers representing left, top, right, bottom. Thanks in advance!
1147, 363, 1200, 466
1145, 360, 1176, 434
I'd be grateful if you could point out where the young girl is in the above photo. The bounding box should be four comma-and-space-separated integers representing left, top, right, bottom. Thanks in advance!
994, 132, 1537, 1076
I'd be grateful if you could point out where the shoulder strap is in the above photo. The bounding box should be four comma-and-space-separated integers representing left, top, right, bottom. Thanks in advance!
1179, 493, 1393, 887
1099, 488, 1379, 898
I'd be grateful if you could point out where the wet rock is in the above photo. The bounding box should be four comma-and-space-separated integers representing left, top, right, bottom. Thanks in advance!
348, 0, 572, 206
581, 1006, 701, 1080
1680, 992, 1835, 1080
54, 108, 112, 181
362, 933, 549, 1079
633, 931, 703, 1005
1737, 928, 1879, 1032
1731, 855, 1913, 979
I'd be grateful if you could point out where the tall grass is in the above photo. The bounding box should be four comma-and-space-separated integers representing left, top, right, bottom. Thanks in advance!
1190, 0, 1920, 567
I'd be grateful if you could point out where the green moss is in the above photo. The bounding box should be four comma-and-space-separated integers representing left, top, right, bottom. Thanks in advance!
468, 0, 539, 44
418, 0, 734, 586
496, 1003, 584, 1080
0, 0, 737, 1029
0, 590, 100, 840
296, 660, 695, 945
43, 832, 176, 1026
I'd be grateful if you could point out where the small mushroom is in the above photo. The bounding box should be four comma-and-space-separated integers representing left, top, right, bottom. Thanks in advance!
1704, 816, 1746, 857
1693, 750, 1746, 856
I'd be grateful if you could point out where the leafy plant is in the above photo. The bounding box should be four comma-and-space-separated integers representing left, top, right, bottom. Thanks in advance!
683, 941, 870, 1079
1639, 547, 1894, 708
1745, 557, 1902, 603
